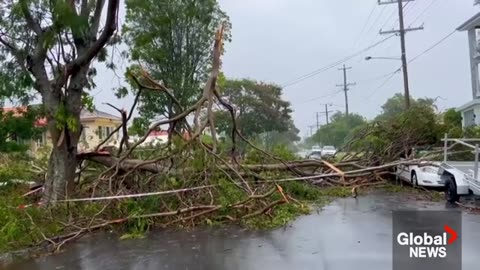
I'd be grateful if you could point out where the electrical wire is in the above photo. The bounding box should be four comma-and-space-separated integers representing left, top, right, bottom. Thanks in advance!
379, 8, 398, 32
352, 0, 379, 49
408, 29, 456, 64
366, 28, 457, 99
293, 89, 343, 105
366, 69, 401, 98
360, 5, 388, 49
409, 0, 439, 26
281, 35, 396, 89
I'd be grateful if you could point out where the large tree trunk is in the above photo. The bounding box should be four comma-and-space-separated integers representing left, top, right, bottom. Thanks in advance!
42, 137, 78, 202
41, 73, 84, 204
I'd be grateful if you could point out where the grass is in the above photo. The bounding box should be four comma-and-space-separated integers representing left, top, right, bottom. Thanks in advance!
0, 149, 443, 256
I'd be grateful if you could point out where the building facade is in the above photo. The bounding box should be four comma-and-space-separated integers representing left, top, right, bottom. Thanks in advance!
20, 108, 122, 153
457, 12, 480, 127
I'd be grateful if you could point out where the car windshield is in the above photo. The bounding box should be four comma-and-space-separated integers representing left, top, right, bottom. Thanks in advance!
323, 146, 335, 150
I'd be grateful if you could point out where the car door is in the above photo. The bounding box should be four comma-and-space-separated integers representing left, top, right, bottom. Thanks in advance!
397, 159, 410, 181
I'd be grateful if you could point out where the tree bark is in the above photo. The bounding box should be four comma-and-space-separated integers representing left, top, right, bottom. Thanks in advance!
42, 138, 78, 202
41, 86, 82, 203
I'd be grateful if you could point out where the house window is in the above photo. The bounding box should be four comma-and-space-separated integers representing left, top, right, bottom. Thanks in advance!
98, 126, 104, 139
97, 126, 113, 140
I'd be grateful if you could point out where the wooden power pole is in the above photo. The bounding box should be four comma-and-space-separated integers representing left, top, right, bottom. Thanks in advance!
337, 65, 355, 116
379, 0, 423, 109
324, 103, 333, 124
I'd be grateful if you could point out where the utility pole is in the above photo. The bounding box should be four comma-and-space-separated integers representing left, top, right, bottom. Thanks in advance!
315, 104, 333, 129
336, 65, 355, 116
379, 0, 424, 109
324, 103, 333, 124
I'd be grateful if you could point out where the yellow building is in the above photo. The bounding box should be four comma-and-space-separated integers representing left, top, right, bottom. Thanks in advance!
34, 109, 122, 152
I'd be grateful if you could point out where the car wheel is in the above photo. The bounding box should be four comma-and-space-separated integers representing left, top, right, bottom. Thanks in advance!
445, 177, 459, 203
411, 171, 418, 187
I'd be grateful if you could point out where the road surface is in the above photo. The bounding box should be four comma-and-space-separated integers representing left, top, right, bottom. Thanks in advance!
3, 193, 480, 270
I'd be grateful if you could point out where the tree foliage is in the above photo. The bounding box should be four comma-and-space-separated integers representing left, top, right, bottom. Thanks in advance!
123, 0, 230, 127
441, 108, 463, 137
0, 106, 44, 152
128, 117, 150, 137
215, 79, 299, 147
375, 93, 435, 122
349, 95, 444, 162
0, 0, 120, 202
310, 112, 366, 148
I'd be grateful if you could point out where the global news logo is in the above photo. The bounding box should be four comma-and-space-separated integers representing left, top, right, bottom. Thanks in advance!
396, 225, 458, 258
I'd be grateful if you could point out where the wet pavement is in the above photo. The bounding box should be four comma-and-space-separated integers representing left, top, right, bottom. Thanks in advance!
3, 193, 480, 270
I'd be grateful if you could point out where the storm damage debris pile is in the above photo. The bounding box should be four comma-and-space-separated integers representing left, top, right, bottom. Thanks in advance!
7, 24, 425, 255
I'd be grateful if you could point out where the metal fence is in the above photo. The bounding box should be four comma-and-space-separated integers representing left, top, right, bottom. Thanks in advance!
442, 133, 480, 179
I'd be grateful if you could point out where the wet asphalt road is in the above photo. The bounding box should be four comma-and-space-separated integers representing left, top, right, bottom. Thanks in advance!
4, 193, 480, 270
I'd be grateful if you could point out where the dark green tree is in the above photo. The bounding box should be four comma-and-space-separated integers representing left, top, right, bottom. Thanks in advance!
127, 117, 150, 137
376, 93, 435, 121
215, 79, 299, 148
0, 0, 120, 203
0, 106, 44, 152
310, 112, 366, 148
442, 108, 463, 138
123, 0, 230, 132
351, 96, 442, 162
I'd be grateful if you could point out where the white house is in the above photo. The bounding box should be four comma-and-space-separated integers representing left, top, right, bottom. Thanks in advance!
457, 12, 480, 127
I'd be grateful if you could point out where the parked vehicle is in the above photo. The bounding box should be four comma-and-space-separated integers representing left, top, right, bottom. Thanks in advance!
321, 146, 337, 157
439, 136, 480, 203
308, 150, 322, 160
396, 161, 443, 187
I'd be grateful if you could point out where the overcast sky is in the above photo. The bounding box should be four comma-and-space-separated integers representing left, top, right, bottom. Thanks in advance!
93, 0, 480, 138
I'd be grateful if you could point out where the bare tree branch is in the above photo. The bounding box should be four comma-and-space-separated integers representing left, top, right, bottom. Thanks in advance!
19, 0, 43, 35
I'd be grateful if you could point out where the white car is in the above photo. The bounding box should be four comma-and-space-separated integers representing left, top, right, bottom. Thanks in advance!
321, 146, 337, 157
308, 150, 323, 160
396, 161, 444, 187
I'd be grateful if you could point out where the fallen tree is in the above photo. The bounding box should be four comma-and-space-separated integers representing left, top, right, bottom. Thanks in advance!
6, 24, 439, 257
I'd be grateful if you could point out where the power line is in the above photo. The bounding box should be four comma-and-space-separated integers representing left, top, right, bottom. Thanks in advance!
408, 29, 456, 63
409, 0, 439, 26
364, 5, 388, 38
366, 28, 457, 99
379, 8, 399, 34
360, 4, 400, 56
293, 89, 343, 105
359, 6, 389, 49
384, 1, 417, 32
366, 69, 401, 98
357, 71, 400, 85
352, 0, 378, 49
281, 35, 395, 88
403, 1, 416, 13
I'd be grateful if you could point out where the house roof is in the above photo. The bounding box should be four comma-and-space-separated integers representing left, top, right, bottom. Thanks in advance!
457, 12, 480, 31
2, 107, 28, 116
2, 106, 122, 126
2, 106, 47, 127
80, 109, 122, 121
147, 130, 169, 137
457, 99, 480, 112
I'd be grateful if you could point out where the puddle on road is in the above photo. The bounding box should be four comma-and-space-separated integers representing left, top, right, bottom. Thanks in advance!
3, 193, 479, 270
